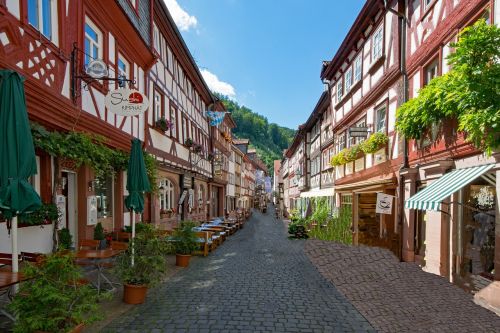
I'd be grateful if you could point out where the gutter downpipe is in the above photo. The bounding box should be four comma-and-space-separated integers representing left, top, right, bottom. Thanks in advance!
385, 0, 408, 261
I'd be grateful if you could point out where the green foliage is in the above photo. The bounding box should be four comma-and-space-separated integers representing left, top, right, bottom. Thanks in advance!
31, 122, 157, 187
8, 253, 104, 333
172, 221, 199, 255
344, 145, 362, 162
143, 152, 159, 195
58, 228, 73, 250
215, 93, 295, 173
93, 222, 105, 241
114, 223, 171, 286
310, 198, 330, 225
308, 206, 353, 244
20, 203, 60, 226
287, 217, 308, 239
330, 148, 349, 166
360, 132, 389, 154
396, 20, 500, 155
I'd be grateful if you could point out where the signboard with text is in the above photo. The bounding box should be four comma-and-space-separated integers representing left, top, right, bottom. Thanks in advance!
105, 88, 149, 117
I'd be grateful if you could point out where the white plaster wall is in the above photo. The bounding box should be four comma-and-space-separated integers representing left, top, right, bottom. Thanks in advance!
6, 0, 20, 19
0, 223, 54, 254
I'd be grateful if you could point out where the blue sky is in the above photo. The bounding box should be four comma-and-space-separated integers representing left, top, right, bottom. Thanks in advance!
165, 0, 365, 129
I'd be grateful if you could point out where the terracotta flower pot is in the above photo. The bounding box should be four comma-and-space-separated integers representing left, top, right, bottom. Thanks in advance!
123, 284, 148, 304
176, 254, 191, 267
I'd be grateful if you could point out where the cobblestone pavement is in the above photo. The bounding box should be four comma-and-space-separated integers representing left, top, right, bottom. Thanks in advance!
306, 240, 500, 333
104, 209, 374, 333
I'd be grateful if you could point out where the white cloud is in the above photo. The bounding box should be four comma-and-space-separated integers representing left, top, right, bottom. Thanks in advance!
164, 0, 198, 32
200, 69, 236, 98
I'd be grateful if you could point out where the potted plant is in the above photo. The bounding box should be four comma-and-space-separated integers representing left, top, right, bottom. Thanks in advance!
155, 117, 171, 132
58, 228, 73, 250
172, 221, 198, 267
193, 143, 203, 154
19, 203, 60, 227
114, 224, 171, 304
93, 222, 107, 249
360, 132, 389, 154
185, 138, 194, 148
8, 252, 103, 333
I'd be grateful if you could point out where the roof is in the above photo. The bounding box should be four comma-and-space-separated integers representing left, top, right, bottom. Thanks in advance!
303, 91, 330, 132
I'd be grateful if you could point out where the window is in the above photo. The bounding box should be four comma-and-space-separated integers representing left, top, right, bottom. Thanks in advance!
154, 90, 163, 122
28, 0, 54, 40
354, 54, 362, 82
84, 19, 102, 66
336, 132, 346, 153
376, 106, 386, 133
153, 24, 160, 55
340, 194, 352, 208
372, 26, 383, 60
424, 59, 439, 86
117, 55, 130, 81
345, 68, 353, 93
423, 0, 433, 9
95, 176, 113, 219
336, 80, 343, 103
170, 104, 177, 139
159, 179, 175, 210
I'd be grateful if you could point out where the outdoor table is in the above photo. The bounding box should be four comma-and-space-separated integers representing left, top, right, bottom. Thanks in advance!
74, 249, 123, 294
0, 271, 26, 321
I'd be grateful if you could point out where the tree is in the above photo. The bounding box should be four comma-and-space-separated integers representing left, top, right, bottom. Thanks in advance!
396, 20, 500, 155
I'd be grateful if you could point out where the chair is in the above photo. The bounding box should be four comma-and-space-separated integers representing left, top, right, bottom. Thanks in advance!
78, 240, 99, 250
116, 231, 131, 242
20, 252, 44, 264
109, 241, 128, 250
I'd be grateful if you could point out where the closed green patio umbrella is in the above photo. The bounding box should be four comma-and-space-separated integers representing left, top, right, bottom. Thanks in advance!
125, 138, 151, 265
0, 69, 41, 274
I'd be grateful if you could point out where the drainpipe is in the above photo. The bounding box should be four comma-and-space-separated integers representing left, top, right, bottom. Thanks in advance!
384, 0, 408, 261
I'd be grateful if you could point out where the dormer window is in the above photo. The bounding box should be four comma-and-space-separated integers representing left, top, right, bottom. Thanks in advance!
372, 26, 383, 61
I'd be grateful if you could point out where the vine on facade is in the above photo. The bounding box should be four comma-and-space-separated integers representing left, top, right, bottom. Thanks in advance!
396, 20, 500, 155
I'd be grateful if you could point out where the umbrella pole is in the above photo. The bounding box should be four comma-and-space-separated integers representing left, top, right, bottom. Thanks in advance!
131, 210, 135, 267
12, 216, 19, 293
11, 216, 18, 272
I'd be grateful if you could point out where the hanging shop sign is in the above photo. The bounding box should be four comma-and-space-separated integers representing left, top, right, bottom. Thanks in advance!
105, 88, 149, 116
349, 127, 369, 138
376, 193, 394, 214
178, 190, 188, 205
85, 59, 108, 79
182, 173, 193, 189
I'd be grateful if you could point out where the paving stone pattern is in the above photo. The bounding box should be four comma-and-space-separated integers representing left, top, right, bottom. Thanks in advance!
104, 209, 374, 333
306, 240, 500, 333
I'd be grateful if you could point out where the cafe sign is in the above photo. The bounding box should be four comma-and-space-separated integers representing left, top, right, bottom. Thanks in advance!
105, 88, 149, 117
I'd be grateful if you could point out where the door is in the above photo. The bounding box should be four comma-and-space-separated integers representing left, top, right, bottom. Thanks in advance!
62, 172, 78, 248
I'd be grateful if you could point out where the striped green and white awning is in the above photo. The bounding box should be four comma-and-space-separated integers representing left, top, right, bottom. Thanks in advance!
405, 164, 495, 211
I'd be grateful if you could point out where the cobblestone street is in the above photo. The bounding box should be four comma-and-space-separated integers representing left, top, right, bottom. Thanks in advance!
104, 209, 374, 333
306, 240, 500, 332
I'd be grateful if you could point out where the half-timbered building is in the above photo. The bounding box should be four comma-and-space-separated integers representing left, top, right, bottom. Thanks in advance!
320, 0, 403, 254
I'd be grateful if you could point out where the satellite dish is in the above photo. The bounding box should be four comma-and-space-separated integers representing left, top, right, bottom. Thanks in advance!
85, 59, 108, 79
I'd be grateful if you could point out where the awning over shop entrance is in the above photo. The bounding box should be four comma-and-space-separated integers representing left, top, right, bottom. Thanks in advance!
405, 164, 495, 211
299, 188, 334, 198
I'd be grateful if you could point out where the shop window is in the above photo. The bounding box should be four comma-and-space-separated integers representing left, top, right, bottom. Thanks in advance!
415, 202, 427, 259
28, 0, 55, 41
159, 179, 175, 210
84, 19, 102, 67
95, 176, 113, 219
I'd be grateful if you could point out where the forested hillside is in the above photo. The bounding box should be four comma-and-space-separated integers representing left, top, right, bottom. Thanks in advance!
215, 94, 295, 174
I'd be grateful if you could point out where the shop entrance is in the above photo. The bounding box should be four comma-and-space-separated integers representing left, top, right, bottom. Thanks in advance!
357, 191, 397, 255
